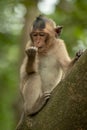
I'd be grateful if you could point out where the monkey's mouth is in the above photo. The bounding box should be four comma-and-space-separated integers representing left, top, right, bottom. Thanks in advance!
38, 46, 43, 49
38, 46, 45, 52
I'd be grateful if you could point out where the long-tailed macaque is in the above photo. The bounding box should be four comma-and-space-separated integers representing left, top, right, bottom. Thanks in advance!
20, 15, 82, 116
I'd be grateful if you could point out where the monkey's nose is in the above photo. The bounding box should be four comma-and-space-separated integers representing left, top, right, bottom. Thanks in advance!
36, 41, 41, 46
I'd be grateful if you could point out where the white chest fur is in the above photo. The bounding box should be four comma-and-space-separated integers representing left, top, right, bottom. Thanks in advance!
39, 53, 63, 93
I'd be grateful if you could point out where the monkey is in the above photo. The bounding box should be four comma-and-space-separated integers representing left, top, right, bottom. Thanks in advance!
20, 15, 83, 117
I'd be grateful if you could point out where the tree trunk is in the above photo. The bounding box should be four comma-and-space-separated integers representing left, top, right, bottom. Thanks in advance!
16, 50, 87, 130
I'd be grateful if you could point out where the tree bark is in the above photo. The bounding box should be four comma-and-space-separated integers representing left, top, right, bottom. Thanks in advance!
16, 50, 87, 130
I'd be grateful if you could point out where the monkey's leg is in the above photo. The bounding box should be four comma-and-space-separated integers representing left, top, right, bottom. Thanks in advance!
29, 92, 51, 116
16, 112, 32, 130
16, 112, 25, 130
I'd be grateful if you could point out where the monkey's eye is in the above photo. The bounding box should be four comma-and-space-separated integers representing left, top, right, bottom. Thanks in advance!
39, 32, 45, 37
32, 33, 38, 37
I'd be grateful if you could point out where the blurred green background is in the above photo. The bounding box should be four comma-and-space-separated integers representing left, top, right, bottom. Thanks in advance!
0, 0, 87, 130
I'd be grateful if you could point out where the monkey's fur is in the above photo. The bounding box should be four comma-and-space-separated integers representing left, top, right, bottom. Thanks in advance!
20, 15, 81, 116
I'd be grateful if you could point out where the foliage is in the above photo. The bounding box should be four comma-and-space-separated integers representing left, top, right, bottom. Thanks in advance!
0, 0, 87, 130
49, 0, 87, 56
0, 1, 23, 130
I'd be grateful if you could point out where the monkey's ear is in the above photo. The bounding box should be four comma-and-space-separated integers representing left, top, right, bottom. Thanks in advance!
55, 26, 63, 36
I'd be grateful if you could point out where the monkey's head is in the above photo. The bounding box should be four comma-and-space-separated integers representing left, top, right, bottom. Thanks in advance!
30, 15, 63, 52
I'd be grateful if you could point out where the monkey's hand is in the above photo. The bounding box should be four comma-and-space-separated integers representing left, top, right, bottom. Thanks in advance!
25, 46, 38, 58
75, 49, 84, 60
70, 49, 84, 66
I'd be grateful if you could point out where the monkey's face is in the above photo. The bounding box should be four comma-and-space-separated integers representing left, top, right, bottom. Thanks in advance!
30, 30, 49, 52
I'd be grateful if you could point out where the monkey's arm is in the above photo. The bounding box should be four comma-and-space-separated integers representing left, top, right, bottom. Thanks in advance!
57, 39, 72, 70
57, 40, 83, 70
25, 46, 38, 74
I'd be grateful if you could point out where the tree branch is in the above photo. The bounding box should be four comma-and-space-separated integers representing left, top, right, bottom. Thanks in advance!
16, 50, 87, 130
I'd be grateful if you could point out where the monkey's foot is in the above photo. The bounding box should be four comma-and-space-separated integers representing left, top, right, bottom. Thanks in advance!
25, 46, 38, 57
43, 92, 51, 101
29, 93, 51, 116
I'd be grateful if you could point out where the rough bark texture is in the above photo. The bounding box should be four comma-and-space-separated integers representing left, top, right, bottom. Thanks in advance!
17, 50, 87, 130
